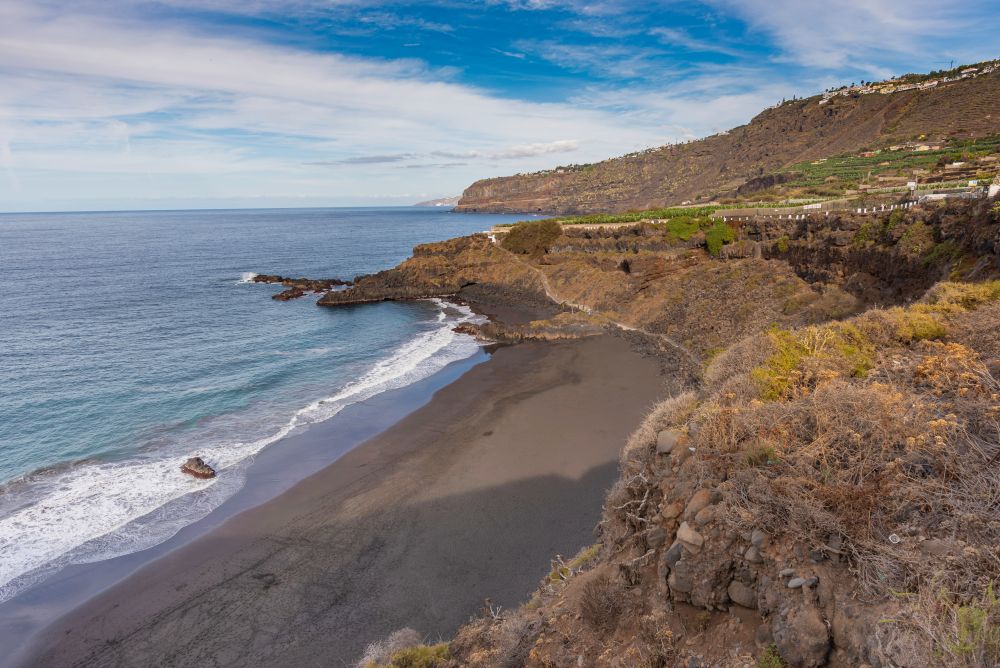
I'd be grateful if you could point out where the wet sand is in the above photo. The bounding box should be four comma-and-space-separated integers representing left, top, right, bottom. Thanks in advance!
25, 335, 663, 667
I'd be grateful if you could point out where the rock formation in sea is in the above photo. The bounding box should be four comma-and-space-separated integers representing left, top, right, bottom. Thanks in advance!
180, 456, 216, 479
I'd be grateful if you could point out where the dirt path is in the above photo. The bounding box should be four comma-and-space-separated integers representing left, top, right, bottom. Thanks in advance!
496, 242, 703, 368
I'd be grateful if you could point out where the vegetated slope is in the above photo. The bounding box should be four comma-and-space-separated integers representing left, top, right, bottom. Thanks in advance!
455, 69, 1000, 215
347, 197, 1000, 668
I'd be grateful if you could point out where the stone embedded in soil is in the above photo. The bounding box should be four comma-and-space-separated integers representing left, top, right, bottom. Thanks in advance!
677, 521, 704, 550
647, 527, 668, 549
656, 429, 681, 454
181, 456, 216, 479
787, 577, 807, 588
779, 568, 796, 577
684, 489, 713, 519
727, 580, 757, 609
694, 505, 716, 526
661, 501, 683, 520
772, 604, 831, 667
665, 542, 684, 568
745, 546, 763, 563
750, 529, 767, 548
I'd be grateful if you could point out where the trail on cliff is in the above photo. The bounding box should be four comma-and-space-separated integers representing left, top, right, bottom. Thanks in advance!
495, 241, 702, 369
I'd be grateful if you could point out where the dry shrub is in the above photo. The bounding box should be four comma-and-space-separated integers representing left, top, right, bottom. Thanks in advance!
579, 572, 626, 632
358, 628, 424, 668
492, 615, 537, 668
603, 393, 697, 549
883, 580, 1000, 668
704, 332, 772, 394
923, 280, 1000, 311
720, 376, 999, 595
620, 391, 698, 462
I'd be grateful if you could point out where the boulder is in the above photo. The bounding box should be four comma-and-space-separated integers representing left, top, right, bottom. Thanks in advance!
181, 456, 216, 479
772, 605, 831, 667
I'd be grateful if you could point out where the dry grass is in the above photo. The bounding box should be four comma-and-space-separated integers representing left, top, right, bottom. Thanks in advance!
670, 282, 1000, 605
358, 628, 424, 668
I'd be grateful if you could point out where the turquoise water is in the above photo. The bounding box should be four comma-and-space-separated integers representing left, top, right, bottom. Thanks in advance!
0, 206, 522, 601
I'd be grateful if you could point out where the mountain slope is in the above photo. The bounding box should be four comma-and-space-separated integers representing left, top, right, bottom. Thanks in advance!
456, 67, 1000, 215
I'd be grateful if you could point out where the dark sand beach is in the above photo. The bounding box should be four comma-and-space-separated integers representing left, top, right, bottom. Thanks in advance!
24, 334, 663, 667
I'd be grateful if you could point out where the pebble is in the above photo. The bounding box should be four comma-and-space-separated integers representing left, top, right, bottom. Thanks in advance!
787, 577, 807, 588
750, 529, 767, 548
745, 546, 763, 563
779, 568, 796, 577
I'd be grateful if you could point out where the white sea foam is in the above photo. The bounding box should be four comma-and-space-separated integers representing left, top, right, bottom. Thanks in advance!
238, 272, 259, 283
0, 300, 483, 603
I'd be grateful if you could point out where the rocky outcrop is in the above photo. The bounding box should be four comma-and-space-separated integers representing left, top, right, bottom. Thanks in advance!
180, 456, 216, 479
317, 235, 546, 308
456, 70, 1000, 214
252, 274, 351, 300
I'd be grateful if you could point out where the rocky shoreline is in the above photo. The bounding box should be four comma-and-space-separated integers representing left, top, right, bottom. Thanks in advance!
251, 273, 351, 300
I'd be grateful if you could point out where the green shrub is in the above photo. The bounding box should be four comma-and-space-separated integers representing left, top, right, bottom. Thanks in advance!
899, 221, 935, 256
886, 208, 906, 229
757, 644, 788, 668
750, 329, 809, 400
501, 219, 562, 256
384, 643, 449, 668
664, 216, 704, 241
705, 221, 736, 256
775, 235, 790, 253
923, 240, 962, 267
938, 582, 1000, 665
744, 444, 779, 467
750, 324, 874, 400
852, 222, 880, 248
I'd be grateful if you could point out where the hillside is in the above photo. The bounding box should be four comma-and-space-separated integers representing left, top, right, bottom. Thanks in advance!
317, 193, 1000, 668
455, 63, 1000, 215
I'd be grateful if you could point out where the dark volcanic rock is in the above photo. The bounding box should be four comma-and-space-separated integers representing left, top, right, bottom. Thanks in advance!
181, 456, 216, 479
252, 274, 351, 299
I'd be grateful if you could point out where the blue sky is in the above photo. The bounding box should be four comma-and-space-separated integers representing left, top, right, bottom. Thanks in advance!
1, 0, 997, 211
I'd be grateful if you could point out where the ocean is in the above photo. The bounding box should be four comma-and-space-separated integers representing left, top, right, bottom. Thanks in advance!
0, 206, 523, 603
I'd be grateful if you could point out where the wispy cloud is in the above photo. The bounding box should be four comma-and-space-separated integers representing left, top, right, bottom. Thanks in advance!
432, 139, 579, 160
705, 0, 993, 74
648, 27, 742, 57
512, 39, 668, 79
311, 154, 416, 165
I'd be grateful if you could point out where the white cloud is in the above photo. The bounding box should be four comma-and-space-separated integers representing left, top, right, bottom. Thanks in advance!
706, 0, 994, 74
0, 2, 668, 208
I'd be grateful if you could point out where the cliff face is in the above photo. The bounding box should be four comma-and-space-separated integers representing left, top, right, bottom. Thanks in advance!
455, 71, 1000, 214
